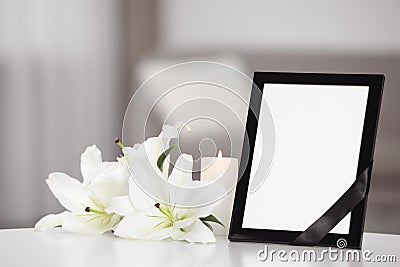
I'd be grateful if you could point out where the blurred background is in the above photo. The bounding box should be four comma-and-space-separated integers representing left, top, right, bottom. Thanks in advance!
0, 0, 399, 234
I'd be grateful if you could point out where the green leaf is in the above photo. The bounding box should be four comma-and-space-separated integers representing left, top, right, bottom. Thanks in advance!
200, 214, 224, 228
201, 221, 213, 232
157, 144, 177, 172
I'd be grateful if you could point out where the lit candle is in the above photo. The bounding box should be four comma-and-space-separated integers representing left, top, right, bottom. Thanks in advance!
201, 150, 238, 235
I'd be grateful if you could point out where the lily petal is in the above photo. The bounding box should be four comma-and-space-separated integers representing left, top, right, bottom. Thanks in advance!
114, 211, 173, 240
87, 159, 129, 206
173, 219, 216, 244
123, 144, 164, 178
141, 137, 162, 170
105, 196, 135, 216
80, 145, 103, 185
128, 177, 154, 211
124, 124, 179, 179
62, 212, 120, 235
46, 172, 97, 213
168, 154, 194, 187
160, 124, 179, 157
173, 217, 197, 229
34, 211, 69, 231
123, 147, 168, 206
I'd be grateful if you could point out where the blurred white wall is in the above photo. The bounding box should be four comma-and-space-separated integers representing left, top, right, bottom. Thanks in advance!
159, 0, 400, 55
0, 0, 125, 227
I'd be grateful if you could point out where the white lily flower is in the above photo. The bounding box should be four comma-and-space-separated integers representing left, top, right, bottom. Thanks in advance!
143, 123, 183, 178
109, 154, 219, 243
123, 122, 191, 177
35, 145, 130, 234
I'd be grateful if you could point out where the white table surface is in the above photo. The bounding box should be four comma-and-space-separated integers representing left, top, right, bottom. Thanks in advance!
0, 229, 398, 266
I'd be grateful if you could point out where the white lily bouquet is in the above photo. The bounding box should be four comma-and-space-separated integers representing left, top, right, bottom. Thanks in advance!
35, 123, 224, 243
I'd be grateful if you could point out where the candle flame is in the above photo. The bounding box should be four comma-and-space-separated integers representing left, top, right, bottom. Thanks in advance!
218, 150, 222, 160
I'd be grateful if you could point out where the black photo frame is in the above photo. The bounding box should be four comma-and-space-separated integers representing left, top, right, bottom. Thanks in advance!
229, 72, 385, 249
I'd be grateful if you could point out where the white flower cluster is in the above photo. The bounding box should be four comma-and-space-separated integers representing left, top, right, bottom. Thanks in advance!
35, 124, 223, 243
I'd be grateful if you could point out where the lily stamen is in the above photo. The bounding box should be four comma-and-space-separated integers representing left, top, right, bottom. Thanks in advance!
114, 138, 125, 149
154, 202, 177, 223
85, 206, 107, 215
183, 124, 191, 133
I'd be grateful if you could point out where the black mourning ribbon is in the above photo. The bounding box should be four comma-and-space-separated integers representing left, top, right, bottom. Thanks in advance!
290, 161, 373, 246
